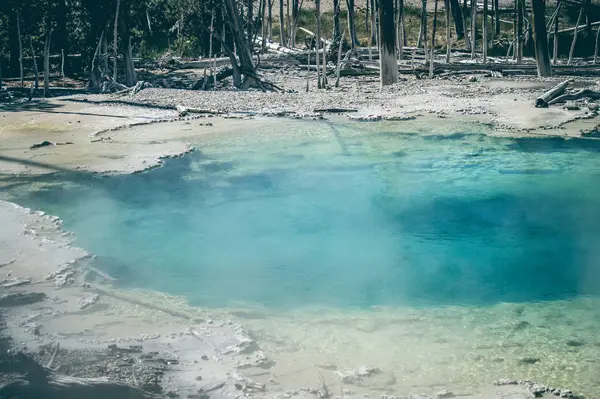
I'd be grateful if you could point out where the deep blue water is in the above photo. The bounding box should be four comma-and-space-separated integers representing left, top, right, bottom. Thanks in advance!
6, 121, 600, 308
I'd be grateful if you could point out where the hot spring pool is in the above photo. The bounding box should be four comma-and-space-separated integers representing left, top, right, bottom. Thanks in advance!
5, 119, 600, 396
7, 120, 600, 308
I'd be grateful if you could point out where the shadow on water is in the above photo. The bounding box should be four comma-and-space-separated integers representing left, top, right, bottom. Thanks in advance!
506, 136, 600, 153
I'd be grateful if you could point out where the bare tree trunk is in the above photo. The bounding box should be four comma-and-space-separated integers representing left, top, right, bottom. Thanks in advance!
286, 0, 291, 45
101, 30, 108, 72
113, 0, 121, 82
17, 10, 24, 87
584, 0, 591, 33
463, 0, 470, 50
568, 7, 584, 66
398, 0, 404, 60
268, 0, 273, 39
316, 0, 322, 88
279, 0, 286, 44
379, 0, 398, 86
260, 0, 267, 51
43, 29, 51, 98
445, 0, 451, 63
482, 0, 488, 63
492, 0, 498, 36
419, 0, 428, 61
333, 0, 341, 43
449, 0, 464, 39
470, 0, 476, 59
371, 0, 377, 46
89, 31, 104, 89
124, 36, 136, 86
516, 0, 523, 64
29, 36, 39, 90
224, 0, 262, 89
512, 0, 517, 59
531, 0, 551, 76
595, 25, 600, 65
553, 2, 559, 65
247, 0, 254, 48
347, 0, 358, 49
429, 0, 439, 78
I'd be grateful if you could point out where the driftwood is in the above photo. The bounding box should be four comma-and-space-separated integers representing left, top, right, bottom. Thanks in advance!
535, 80, 570, 107
0, 352, 158, 399
547, 89, 600, 105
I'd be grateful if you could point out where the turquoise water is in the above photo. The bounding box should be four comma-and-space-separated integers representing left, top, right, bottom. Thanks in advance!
6, 120, 600, 309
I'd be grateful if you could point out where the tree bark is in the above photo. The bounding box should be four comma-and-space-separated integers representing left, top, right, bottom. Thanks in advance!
449, 0, 464, 39
89, 31, 104, 90
279, 0, 286, 44
268, 0, 273, 38
224, 0, 262, 89
483, 0, 488, 63
113, 0, 121, 82
445, 0, 451, 63
54, 0, 69, 75
378, 0, 398, 86
17, 10, 24, 87
347, 0, 358, 49
430, 0, 439, 78
535, 80, 569, 107
29, 36, 39, 90
398, 0, 405, 60
531, 0, 551, 76
595, 25, 600, 65
333, 0, 341, 43
470, 0, 476, 59
316, 0, 322, 88
516, 0, 523, 64
463, 0, 470, 50
553, 1, 559, 65
43, 29, 51, 98
494, 0, 499, 36
248, 0, 254, 49
568, 7, 584, 65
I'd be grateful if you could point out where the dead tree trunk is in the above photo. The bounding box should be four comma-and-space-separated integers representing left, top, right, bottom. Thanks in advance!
17, 10, 24, 87
279, 0, 286, 44
347, 0, 358, 49
568, 7, 584, 65
595, 25, 600, 64
43, 29, 51, 98
398, 0, 405, 60
113, 0, 121, 82
531, 0, 551, 76
121, 1, 137, 87
470, 0, 476, 59
29, 36, 39, 90
247, 0, 254, 49
224, 0, 266, 90
445, 0, 451, 63
463, 0, 470, 50
379, 0, 398, 86
268, 0, 273, 38
89, 31, 104, 89
316, 0, 322, 88
482, 0, 488, 63
430, 0, 439, 78
102, 29, 108, 72
516, 0, 523, 64
494, 0, 499, 36
449, 0, 464, 39
553, 2, 559, 65
333, 0, 341, 45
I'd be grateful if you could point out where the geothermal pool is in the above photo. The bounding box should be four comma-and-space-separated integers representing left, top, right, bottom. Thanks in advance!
5, 119, 600, 396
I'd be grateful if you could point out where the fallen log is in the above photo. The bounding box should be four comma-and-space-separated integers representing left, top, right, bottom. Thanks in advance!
0, 353, 158, 399
0, 292, 46, 307
536, 80, 571, 107
548, 88, 600, 105
313, 108, 358, 113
